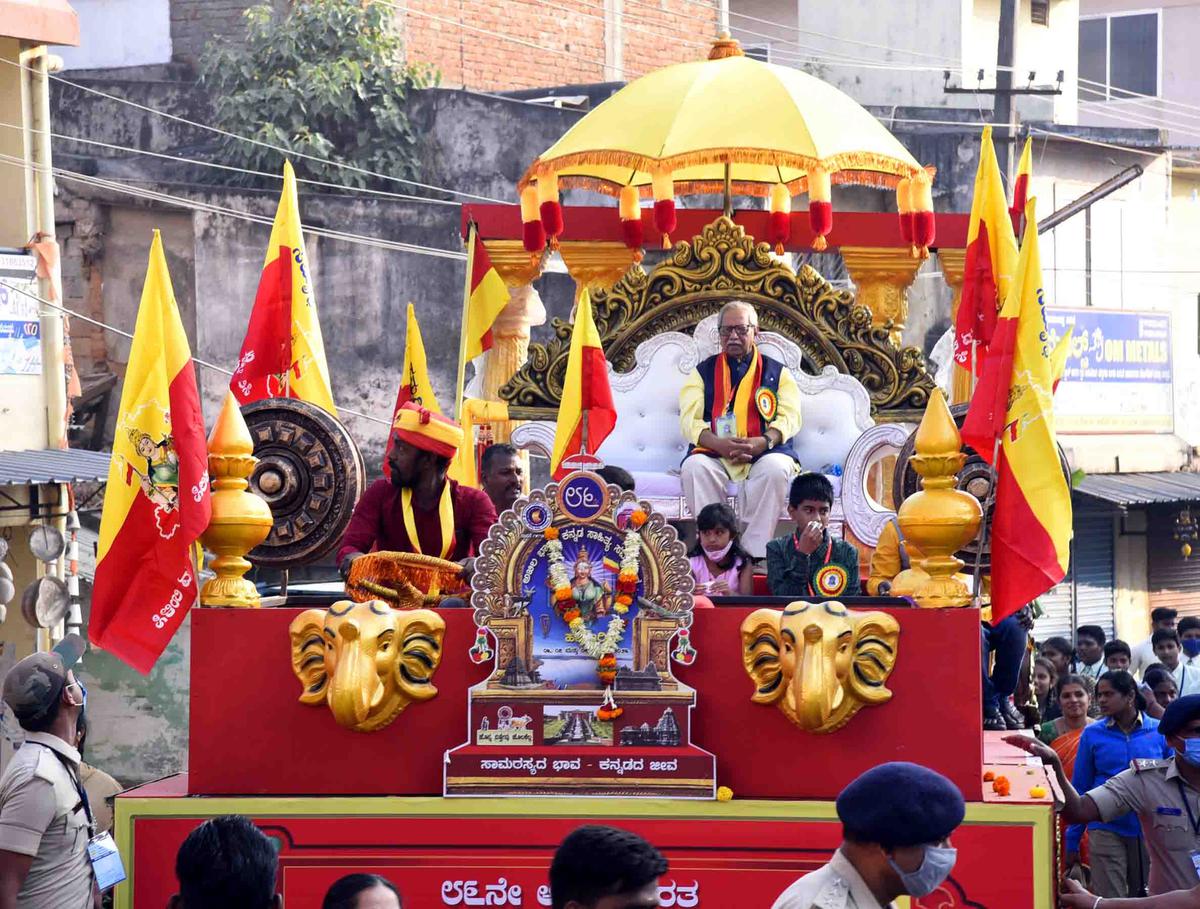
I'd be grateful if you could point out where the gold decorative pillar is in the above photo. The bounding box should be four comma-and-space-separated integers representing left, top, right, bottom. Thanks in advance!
558, 241, 640, 307
840, 246, 923, 347
938, 248, 972, 405
476, 240, 549, 443
200, 393, 274, 607
897, 388, 982, 609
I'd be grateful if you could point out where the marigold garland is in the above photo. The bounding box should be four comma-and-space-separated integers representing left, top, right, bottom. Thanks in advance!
542, 515, 646, 668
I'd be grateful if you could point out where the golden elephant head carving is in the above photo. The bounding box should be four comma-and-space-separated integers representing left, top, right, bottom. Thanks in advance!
288, 599, 446, 732
740, 601, 900, 734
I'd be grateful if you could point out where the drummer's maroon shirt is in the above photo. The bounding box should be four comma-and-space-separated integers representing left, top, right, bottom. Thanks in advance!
337, 478, 497, 567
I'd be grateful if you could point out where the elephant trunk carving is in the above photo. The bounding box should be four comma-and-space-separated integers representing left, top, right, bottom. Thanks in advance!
742, 601, 900, 734
329, 622, 379, 728
795, 624, 841, 729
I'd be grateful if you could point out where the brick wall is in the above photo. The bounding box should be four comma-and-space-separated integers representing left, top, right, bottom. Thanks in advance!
400, 0, 721, 91
170, 0, 263, 64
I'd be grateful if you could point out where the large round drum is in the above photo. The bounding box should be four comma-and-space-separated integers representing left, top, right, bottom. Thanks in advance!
242, 399, 366, 569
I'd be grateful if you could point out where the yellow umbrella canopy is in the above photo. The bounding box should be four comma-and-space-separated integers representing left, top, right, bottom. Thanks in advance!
518, 35, 935, 254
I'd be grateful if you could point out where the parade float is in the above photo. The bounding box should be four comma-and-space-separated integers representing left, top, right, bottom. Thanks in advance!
113, 36, 1059, 909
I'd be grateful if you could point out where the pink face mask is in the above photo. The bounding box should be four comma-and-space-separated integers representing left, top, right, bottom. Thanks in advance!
702, 541, 733, 561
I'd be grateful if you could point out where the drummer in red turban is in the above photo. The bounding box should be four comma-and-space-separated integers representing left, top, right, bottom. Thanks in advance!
338, 403, 497, 577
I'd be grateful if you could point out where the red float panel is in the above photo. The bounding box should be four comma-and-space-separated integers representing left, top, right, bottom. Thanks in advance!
114, 786, 1052, 909
189, 605, 982, 801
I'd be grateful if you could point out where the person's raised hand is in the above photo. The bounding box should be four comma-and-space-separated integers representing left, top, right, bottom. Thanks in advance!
795, 520, 824, 555
339, 551, 364, 581
1058, 878, 1097, 908
1002, 733, 1060, 768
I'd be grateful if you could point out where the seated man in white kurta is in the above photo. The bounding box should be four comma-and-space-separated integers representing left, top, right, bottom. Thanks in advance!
679, 301, 801, 559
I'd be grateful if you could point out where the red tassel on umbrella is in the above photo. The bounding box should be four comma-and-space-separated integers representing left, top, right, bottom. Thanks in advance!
808, 167, 832, 252
652, 170, 676, 249
768, 182, 791, 254
911, 171, 935, 259
520, 184, 545, 256
618, 184, 644, 260
538, 171, 564, 248
896, 176, 914, 246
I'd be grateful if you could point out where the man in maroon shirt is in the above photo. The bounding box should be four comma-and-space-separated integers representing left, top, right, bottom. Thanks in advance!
338, 403, 497, 578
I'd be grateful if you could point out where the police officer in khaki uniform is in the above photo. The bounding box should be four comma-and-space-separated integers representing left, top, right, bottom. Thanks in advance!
771, 762, 966, 909
1009, 693, 1200, 898
0, 635, 97, 909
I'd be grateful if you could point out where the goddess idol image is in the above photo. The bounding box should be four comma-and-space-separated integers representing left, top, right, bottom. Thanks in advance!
567, 552, 612, 623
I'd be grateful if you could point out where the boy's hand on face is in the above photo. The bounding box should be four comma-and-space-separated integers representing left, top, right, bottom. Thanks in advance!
795, 520, 824, 554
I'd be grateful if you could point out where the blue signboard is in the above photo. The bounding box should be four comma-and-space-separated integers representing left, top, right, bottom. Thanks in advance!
1044, 308, 1173, 433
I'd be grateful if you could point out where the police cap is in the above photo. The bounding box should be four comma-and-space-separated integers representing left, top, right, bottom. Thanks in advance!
836, 761, 966, 847
1160, 694, 1200, 738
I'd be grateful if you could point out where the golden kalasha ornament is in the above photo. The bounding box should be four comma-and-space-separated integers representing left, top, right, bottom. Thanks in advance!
740, 600, 900, 734
288, 599, 446, 733
896, 388, 982, 608
199, 393, 273, 608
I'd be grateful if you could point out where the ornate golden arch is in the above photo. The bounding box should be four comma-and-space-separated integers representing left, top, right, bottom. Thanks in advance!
500, 217, 936, 422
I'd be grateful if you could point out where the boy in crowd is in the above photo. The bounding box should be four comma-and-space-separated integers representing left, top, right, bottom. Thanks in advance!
1104, 640, 1133, 674
1072, 626, 1106, 679
1179, 617, 1200, 669
1131, 608, 1178, 677
1153, 629, 1200, 696
766, 473, 861, 598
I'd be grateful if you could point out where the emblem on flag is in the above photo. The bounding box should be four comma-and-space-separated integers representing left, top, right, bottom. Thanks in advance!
755, 386, 778, 421
815, 564, 849, 596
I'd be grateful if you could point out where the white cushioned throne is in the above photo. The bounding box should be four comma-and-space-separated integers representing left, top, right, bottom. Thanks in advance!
511, 314, 874, 522
499, 216, 939, 532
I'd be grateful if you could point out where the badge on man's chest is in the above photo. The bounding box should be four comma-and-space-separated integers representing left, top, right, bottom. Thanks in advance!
714, 413, 738, 439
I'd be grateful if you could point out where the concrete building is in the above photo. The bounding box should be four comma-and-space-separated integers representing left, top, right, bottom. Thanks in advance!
57, 0, 721, 89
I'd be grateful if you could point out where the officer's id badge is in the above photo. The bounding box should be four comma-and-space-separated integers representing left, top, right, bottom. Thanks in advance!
815, 564, 849, 596
755, 387, 778, 421
1191, 850, 1200, 881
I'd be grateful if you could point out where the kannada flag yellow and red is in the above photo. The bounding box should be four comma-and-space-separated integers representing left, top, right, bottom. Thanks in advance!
90, 232, 212, 673
550, 289, 616, 480
229, 161, 336, 415
384, 303, 441, 479
464, 231, 510, 361
1010, 136, 1033, 221
954, 127, 1019, 380
961, 198, 1072, 622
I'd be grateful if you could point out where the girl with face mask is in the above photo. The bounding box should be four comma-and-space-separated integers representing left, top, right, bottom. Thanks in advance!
688, 503, 754, 597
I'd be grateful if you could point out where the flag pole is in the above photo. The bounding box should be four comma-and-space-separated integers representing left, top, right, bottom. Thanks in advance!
971, 434, 1002, 607
454, 222, 478, 421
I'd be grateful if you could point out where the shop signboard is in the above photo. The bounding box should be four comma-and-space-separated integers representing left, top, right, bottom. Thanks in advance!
1045, 307, 1172, 433
0, 251, 41, 376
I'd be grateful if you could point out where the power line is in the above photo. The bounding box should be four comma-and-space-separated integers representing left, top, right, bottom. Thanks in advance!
0, 151, 467, 261
0, 55, 505, 204
0, 121, 462, 205
0, 279, 394, 427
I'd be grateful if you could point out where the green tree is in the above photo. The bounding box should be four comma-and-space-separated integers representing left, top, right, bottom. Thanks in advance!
199, 0, 437, 190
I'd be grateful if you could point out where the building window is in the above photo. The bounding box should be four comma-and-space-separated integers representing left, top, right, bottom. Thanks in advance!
1031, 0, 1049, 26
1079, 11, 1160, 100
743, 44, 770, 63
